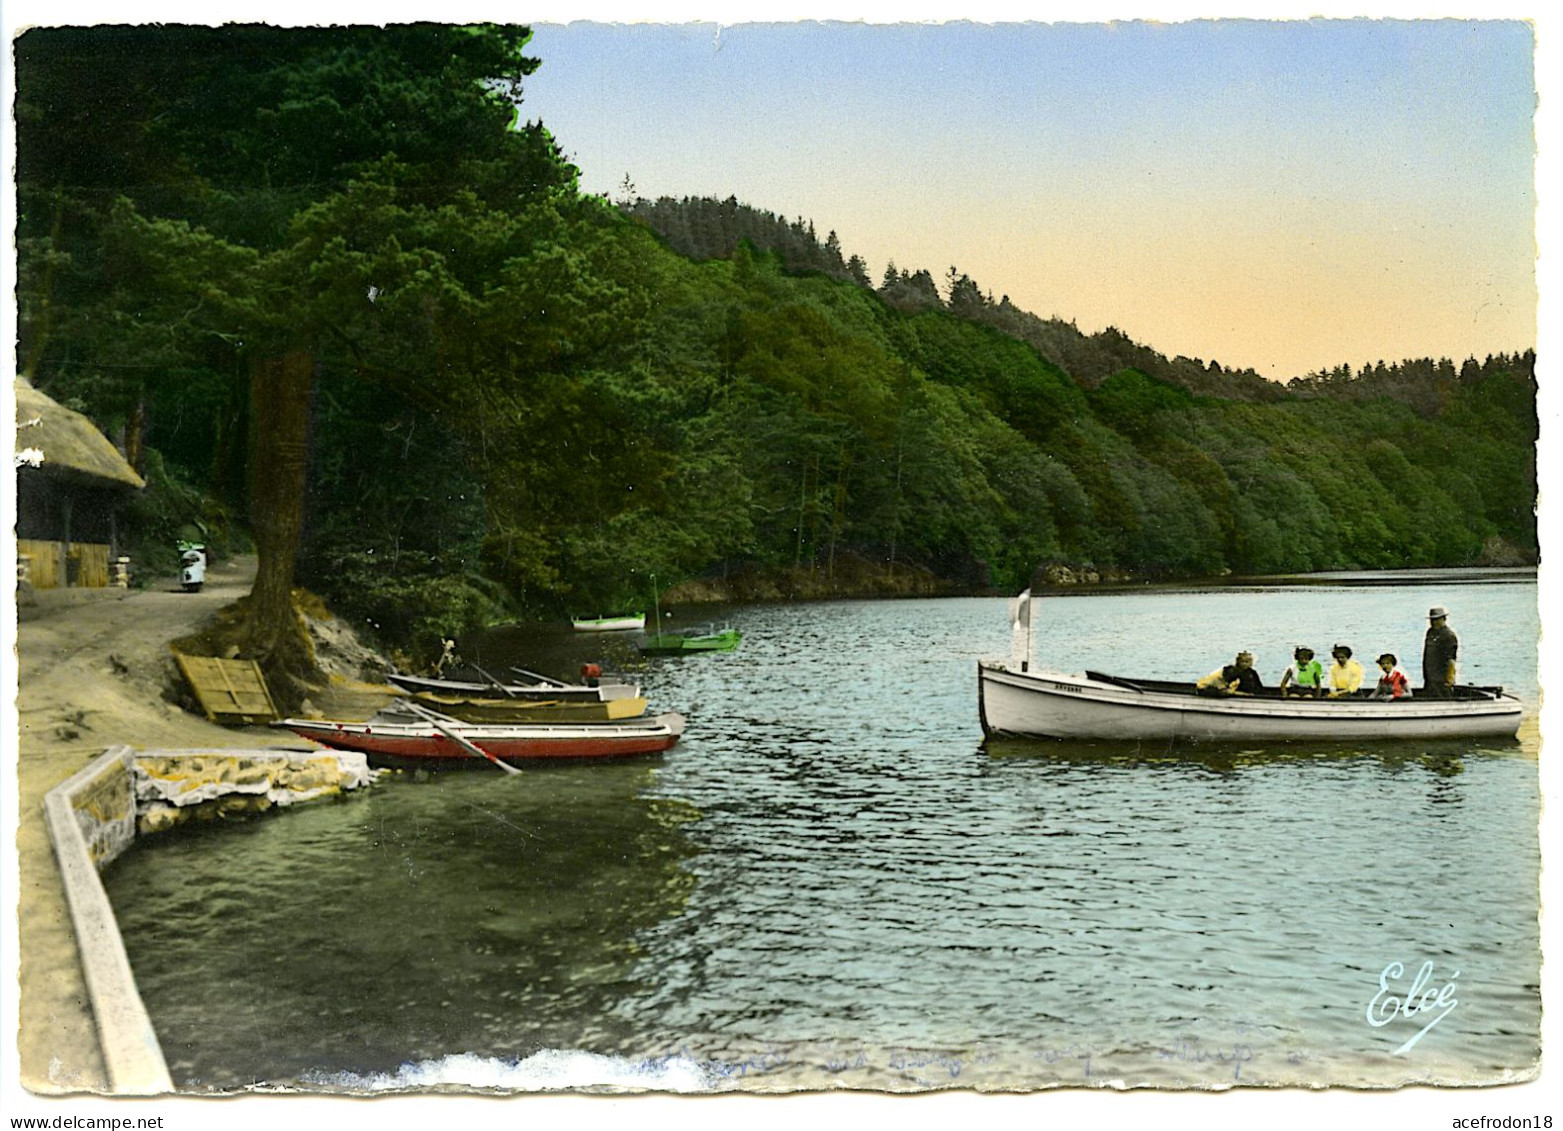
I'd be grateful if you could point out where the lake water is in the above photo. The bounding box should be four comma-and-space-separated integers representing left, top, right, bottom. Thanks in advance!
103, 576, 1541, 1091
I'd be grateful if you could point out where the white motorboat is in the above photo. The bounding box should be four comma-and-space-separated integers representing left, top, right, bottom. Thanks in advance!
978, 589, 1524, 744
978, 663, 1523, 743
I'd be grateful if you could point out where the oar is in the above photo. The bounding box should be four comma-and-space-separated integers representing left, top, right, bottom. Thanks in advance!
1084, 670, 1147, 694
471, 662, 518, 698
509, 665, 567, 687
403, 700, 524, 776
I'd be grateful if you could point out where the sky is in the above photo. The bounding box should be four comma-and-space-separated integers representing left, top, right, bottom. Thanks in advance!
510, 17, 1537, 381
0, 8, 1543, 384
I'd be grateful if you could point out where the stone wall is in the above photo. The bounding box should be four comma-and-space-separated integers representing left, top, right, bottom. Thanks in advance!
133, 749, 376, 833
44, 745, 378, 1094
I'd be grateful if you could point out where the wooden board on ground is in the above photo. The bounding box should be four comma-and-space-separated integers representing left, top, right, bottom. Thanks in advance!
173, 651, 278, 725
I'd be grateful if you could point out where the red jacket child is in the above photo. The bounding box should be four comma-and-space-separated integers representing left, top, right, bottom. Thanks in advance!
1373, 653, 1413, 699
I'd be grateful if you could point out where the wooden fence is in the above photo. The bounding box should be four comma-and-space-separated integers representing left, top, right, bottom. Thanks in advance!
18, 539, 111, 589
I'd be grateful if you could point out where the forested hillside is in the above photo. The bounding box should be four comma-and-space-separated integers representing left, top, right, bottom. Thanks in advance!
15, 25, 1537, 664
627, 194, 1532, 410
632, 194, 1283, 398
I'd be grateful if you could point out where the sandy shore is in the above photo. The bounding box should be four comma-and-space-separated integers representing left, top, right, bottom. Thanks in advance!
14, 556, 289, 1093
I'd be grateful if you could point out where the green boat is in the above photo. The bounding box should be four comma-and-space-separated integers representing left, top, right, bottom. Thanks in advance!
638, 572, 742, 655
639, 626, 743, 656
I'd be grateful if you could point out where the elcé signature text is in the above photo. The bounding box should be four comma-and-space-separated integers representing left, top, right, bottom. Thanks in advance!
1366, 959, 1459, 1055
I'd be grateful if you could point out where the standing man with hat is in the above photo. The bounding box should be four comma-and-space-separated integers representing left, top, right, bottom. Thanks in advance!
1422, 605, 1459, 698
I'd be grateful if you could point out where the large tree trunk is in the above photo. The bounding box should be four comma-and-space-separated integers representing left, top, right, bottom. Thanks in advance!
123, 393, 146, 474
246, 349, 319, 706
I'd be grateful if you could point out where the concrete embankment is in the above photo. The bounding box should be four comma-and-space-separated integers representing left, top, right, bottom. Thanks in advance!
14, 555, 380, 1093
43, 744, 375, 1092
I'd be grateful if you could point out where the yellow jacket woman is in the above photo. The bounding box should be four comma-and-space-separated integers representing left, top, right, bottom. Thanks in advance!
1327, 644, 1365, 697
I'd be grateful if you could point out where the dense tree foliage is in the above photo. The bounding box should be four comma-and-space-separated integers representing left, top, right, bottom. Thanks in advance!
630, 195, 1287, 401
627, 195, 870, 287
16, 28, 1538, 663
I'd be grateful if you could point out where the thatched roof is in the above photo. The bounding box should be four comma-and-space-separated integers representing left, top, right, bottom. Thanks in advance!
14, 379, 145, 490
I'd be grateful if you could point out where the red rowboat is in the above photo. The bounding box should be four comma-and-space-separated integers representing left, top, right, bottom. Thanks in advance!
274, 709, 686, 766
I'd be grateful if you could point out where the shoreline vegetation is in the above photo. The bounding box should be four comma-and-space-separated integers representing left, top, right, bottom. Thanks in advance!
656, 538, 1535, 607
15, 24, 1538, 685
584, 554, 1541, 611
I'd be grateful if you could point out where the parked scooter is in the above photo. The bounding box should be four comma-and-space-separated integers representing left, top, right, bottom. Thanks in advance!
179, 542, 207, 592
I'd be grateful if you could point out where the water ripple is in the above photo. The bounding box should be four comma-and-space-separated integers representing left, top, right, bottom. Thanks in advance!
105, 583, 1539, 1090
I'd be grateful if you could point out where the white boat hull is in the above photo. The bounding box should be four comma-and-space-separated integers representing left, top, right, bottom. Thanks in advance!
978, 662, 1524, 744
572, 616, 646, 632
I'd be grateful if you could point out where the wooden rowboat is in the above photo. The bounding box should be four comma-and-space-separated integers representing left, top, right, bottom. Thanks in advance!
386, 671, 641, 703
275, 709, 687, 766
401, 692, 648, 724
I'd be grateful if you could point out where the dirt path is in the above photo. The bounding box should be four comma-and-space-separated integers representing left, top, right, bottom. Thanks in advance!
14, 556, 281, 1093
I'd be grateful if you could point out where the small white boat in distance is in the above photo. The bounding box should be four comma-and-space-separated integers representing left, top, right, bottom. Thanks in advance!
572, 614, 647, 632
978, 589, 1523, 744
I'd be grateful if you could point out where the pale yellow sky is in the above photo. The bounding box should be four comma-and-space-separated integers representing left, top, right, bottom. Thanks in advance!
524, 18, 1537, 379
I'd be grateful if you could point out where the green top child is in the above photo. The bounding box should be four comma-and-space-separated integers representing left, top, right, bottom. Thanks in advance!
1280, 647, 1324, 697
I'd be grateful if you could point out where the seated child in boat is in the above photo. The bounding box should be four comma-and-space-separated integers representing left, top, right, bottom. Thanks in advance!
1280, 646, 1323, 698
1327, 644, 1365, 697
1372, 653, 1413, 699
1196, 651, 1264, 697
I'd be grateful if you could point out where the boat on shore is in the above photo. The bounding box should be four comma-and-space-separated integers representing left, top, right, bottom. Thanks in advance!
275, 708, 687, 765
386, 671, 641, 703
978, 665, 1523, 744
639, 626, 742, 656
571, 614, 646, 632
